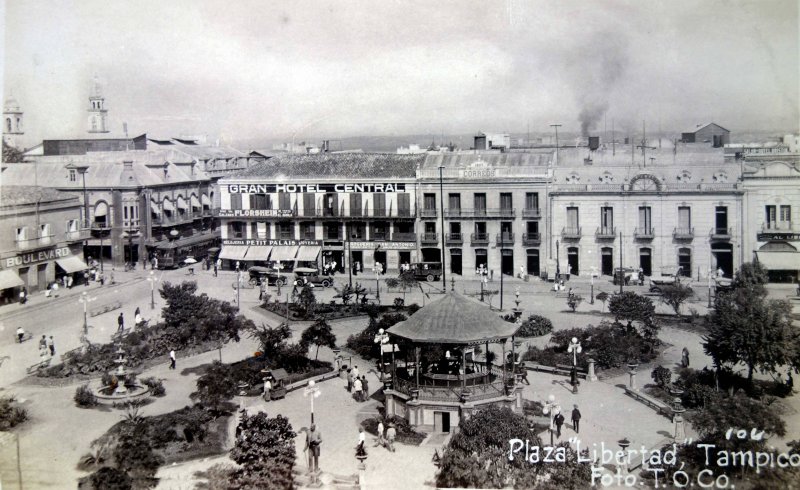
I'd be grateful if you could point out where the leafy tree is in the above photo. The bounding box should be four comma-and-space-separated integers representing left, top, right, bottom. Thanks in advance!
88, 467, 133, 490
160, 281, 247, 346
296, 283, 316, 318
114, 423, 163, 484
608, 291, 659, 345
436, 404, 590, 489
386, 270, 418, 302
566, 293, 583, 312
650, 365, 672, 388
229, 411, 296, 490
190, 361, 237, 413
300, 318, 337, 360
733, 261, 769, 290
659, 283, 694, 317
595, 291, 609, 312
2, 141, 24, 163
704, 282, 797, 383
246, 323, 292, 360
516, 315, 553, 337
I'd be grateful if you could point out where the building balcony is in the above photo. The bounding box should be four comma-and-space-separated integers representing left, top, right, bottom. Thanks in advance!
392, 233, 417, 242
522, 233, 541, 246
522, 208, 542, 219
595, 227, 616, 239
634, 227, 654, 239
65, 229, 91, 242
90, 221, 112, 231
420, 208, 438, 218
673, 227, 694, 240
277, 233, 296, 240
710, 227, 732, 240
562, 227, 582, 239
15, 237, 55, 251
446, 233, 463, 245
444, 208, 463, 218
420, 232, 438, 244
496, 232, 514, 245
371, 232, 389, 241
470, 233, 490, 246
761, 223, 796, 233
442, 208, 516, 219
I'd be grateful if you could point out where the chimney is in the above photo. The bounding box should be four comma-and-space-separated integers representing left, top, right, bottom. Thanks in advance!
120, 160, 139, 186
588, 136, 600, 151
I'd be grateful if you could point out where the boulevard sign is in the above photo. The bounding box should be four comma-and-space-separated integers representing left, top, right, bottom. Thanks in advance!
3, 246, 72, 269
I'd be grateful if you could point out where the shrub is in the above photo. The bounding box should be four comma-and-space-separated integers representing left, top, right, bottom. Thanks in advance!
651, 365, 672, 388
567, 293, 583, 312
0, 396, 28, 430
141, 377, 166, 397
406, 303, 421, 315
191, 361, 237, 413
361, 415, 426, 445
88, 466, 133, 490
517, 315, 553, 337
75, 384, 98, 408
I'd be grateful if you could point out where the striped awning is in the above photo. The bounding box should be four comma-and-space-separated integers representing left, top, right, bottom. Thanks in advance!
176, 196, 188, 210
219, 246, 249, 260
0, 269, 24, 290
190, 195, 201, 209
162, 199, 174, 212
296, 246, 321, 262
756, 251, 800, 271
150, 199, 161, 214
270, 246, 299, 261
246, 246, 273, 261
55, 256, 90, 274
201, 194, 211, 206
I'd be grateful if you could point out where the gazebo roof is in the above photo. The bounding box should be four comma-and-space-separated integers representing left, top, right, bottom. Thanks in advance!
388, 292, 520, 344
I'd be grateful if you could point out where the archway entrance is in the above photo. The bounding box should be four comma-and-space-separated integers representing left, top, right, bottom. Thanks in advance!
600, 247, 614, 276
450, 249, 462, 275
639, 248, 652, 276
567, 247, 580, 276
711, 243, 733, 278
526, 249, 540, 277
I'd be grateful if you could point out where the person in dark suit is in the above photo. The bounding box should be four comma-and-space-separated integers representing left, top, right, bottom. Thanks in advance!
571, 405, 582, 433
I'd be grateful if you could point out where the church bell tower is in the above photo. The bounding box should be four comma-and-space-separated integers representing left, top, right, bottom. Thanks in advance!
88, 76, 109, 133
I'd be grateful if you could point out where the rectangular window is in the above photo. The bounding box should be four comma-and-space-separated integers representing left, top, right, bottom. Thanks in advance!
372, 222, 387, 240
16, 226, 27, 241
678, 206, 691, 230
601, 206, 614, 233
351, 222, 366, 239
500, 221, 512, 236
373, 194, 386, 217
256, 222, 268, 239
250, 222, 258, 239
566, 207, 579, 231
765, 205, 776, 228
525, 192, 539, 210
303, 193, 316, 217
350, 193, 362, 217
123, 206, 129, 220
229, 221, 244, 239
279, 193, 292, 211
474, 221, 487, 238
324, 222, 340, 240
323, 193, 337, 216
397, 194, 410, 217
423, 193, 436, 210
424, 222, 436, 234
69, 169, 77, 182
780, 205, 791, 224
251, 193, 269, 209
300, 222, 315, 239
715, 206, 728, 233
278, 222, 294, 239
449, 222, 461, 234
500, 193, 512, 210
638, 206, 652, 233
474, 193, 487, 211
39, 223, 52, 238
230, 193, 243, 210
526, 221, 539, 234
448, 193, 461, 211
67, 219, 79, 232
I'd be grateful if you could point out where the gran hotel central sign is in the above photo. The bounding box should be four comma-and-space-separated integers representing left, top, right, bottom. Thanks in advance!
227, 183, 407, 193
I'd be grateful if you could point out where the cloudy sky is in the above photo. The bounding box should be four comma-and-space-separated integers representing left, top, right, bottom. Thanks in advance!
3, 0, 798, 147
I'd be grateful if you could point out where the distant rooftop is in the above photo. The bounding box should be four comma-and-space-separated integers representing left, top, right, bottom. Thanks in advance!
230, 153, 422, 180
555, 144, 725, 168
0, 185, 79, 207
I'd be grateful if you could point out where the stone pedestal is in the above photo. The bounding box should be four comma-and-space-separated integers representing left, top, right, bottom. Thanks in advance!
587, 358, 598, 381
674, 414, 686, 441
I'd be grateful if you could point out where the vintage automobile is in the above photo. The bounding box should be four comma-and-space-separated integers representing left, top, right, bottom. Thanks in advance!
248, 266, 290, 287
293, 267, 334, 288
410, 262, 443, 282
649, 267, 684, 293
612, 267, 638, 286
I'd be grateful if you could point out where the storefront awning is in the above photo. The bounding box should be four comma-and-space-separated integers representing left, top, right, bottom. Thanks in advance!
296, 246, 321, 262
55, 256, 90, 274
150, 199, 161, 214
94, 202, 108, 217
176, 196, 187, 210
756, 251, 800, 271
0, 269, 24, 290
190, 195, 201, 209
162, 199, 174, 212
270, 246, 299, 261
219, 246, 249, 261
201, 194, 211, 206
246, 246, 273, 261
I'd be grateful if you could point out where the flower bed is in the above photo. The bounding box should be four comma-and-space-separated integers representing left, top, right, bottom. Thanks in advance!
361, 415, 426, 446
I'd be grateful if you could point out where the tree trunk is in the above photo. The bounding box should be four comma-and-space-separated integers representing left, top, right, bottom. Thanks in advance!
748, 364, 754, 384
315, 345, 320, 360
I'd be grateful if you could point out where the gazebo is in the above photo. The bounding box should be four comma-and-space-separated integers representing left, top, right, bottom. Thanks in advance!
384, 292, 524, 433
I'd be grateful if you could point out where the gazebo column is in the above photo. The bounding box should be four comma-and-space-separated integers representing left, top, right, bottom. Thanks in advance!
462, 348, 467, 391
511, 336, 516, 379
485, 341, 489, 374
415, 346, 421, 389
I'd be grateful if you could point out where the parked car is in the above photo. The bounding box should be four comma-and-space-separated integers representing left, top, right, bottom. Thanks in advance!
410, 262, 443, 282
649, 267, 683, 293
248, 266, 289, 287
294, 267, 333, 288
612, 267, 637, 285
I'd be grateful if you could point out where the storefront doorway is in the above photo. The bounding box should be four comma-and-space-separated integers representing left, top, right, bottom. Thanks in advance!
567, 247, 580, 276
373, 250, 387, 273
351, 251, 363, 274
501, 249, 514, 275
526, 249, 540, 277
421, 248, 441, 263
450, 249, 462, 275
475, 249, 488, 272
398, 251, 411, 268
712, 243, 733, 278
601, 247, 614, 276
639, 248, 652, 276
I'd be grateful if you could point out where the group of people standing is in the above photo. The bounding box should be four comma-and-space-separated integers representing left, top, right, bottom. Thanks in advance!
36, 334, 56, 362
345, 365, 371, 402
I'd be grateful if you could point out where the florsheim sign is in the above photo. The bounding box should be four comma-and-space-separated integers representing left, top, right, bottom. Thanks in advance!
226, 183, 407, 193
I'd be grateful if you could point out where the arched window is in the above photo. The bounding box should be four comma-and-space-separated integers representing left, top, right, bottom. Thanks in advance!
93, 201, 109, 227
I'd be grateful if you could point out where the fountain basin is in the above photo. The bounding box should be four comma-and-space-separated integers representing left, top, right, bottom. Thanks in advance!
94, 382, 150, 405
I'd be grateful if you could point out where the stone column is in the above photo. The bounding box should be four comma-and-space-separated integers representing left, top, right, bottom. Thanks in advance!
587, 358, 598, 381
627, 363, 639, 391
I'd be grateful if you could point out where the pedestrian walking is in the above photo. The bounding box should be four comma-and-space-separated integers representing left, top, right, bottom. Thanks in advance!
346, 368, 353, 392
554, 411, 565, 438
52, 281, 59, 297
235, 260, 240, 272
353, 376, 363, 402
352, 365, 360, 379
386, 424, 396, 452
19, 287, 27, 304
17, 326, 25, 343
520, 362, 530, 385
169, 349, 176, 369
213, 263, 218, 277
39, 345, 49, 364
681, 347, 690, 368
48, 336, 55, 357
571, 404, 581, 433
375, 420, 385, 447
117, 313, 124, 333
135, 312, 144, 328
361, 375, 369, 401
39, 335, 47, 351
263, 377, 272, 401
357, 427, 366, 454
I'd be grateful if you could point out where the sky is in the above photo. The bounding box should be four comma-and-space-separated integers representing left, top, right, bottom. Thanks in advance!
2, 0, 798, 148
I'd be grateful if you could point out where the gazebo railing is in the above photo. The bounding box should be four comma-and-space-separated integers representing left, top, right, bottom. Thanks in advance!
393, 376, 507, 403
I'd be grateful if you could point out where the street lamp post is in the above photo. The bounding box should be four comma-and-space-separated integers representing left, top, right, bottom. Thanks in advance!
236, 270, 242, 311
303, 380, 321, 424
478, 264, 487, 302
555, 240, 560, 281
78, 291, 96, 340
567, 337, 582, 394
147, 270, 159, 310
542, 394, 559, 446
374, 328, 390, 381
374, 265, 381, 303
619, 232, 624, 294
590, 271, 595, 304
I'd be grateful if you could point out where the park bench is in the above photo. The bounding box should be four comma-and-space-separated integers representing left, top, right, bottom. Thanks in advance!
623, 386, 673, 418
26, 356, 51, 374
89, 301, 122, 317
555, 364, 588, 379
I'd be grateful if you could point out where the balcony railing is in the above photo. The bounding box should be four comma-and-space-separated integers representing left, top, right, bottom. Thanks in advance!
65, 229, 91, 241
470, 233, 490, 245
371, 232, 389, 241
634, 227, 654, 239
562, 227, 582, 239
420, 232, 438, 243
277, 233, 296, 240
444, 208, 462, 218
91, 221, 112, 230
710, 227, 732, 239
761, 223, 795, 233
446, 233, 463, 245
420, 208, 438, 218
392, 233, 417, 242
441, 208, 516, 219
15, 236, 55, 251
673, 227, 694, 239
522, 208, 542, 218
595, 227, 616, 239
522, 233, 541, 246
496, 232, 514, 245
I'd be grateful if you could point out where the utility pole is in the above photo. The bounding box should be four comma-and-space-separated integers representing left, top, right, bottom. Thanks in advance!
550, 124, 562, 163
619, 231, 624, 294
612, 119, 615, 156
